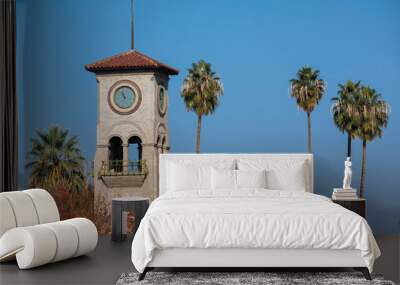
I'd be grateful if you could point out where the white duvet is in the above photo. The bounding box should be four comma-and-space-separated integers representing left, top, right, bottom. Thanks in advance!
131, 189, 380, 273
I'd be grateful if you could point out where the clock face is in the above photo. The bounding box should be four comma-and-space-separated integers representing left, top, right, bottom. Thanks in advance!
114, 86, 135, 109
158, 87, 167, 116
108, 80, 142, 115
159, 88, 165, 110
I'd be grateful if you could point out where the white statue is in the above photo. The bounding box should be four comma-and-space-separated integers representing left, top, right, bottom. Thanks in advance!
342, 157, 352, 190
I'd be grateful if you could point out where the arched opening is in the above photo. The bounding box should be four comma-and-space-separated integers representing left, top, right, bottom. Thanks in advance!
108, 136, 123, 172
156, 135, 161, 154
128, 136, 142, 172
161, 137, 166, 154
157, 124, 167, 154
100, 135, 147, 186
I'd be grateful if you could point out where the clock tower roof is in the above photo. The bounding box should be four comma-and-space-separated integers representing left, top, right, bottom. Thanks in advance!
85, 50, 179, 75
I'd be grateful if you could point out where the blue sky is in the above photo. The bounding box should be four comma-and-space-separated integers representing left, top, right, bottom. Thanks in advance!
17, 0, 400, 233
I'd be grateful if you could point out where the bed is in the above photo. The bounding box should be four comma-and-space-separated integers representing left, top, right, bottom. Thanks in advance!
131, 154, 380, 280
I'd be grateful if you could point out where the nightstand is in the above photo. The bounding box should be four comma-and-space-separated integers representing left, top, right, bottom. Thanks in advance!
111, 197, 150, 242
332, 198, 366, 218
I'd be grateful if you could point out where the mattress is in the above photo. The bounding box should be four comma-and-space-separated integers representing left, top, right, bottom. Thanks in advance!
131, 189, 380, 273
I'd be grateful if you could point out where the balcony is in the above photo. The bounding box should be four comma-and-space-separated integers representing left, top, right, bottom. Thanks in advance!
98, 160, 148, 188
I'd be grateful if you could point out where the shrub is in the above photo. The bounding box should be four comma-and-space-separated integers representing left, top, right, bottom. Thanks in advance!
33, 174, 112, 234
52, 181, 111, 234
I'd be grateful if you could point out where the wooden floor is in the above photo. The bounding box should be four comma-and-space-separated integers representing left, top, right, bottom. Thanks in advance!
0, 235, 398, 285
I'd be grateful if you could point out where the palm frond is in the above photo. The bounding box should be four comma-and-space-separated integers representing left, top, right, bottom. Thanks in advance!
355, 86, 389, 141
330, 80, 362, 137
289, 66, 325, 113
181, 60, 224, 117
26, 126, 86, 191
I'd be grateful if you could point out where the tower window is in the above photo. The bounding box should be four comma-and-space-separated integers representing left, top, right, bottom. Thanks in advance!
128, 136, 142, 172
156, 135, 161, 153
108, 136, 123, 172
161, 137, 166, 154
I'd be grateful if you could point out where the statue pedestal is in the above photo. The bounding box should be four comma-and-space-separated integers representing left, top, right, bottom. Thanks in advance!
332, 188, 358, 200
334, 188, 357, 192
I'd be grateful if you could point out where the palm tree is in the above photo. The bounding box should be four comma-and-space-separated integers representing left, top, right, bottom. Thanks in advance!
331, 80, 361, 158
181, 60, 224, 153
290, 66, 326, 153
355, 86, 389, 198
26, 126, 85, 191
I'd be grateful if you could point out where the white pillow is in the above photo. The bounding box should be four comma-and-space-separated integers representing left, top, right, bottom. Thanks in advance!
238, 159, 308, 191
236, 169, 267, 189
167, 163, 211, 191
211, 168, 236, 190
266, 165, 306, 191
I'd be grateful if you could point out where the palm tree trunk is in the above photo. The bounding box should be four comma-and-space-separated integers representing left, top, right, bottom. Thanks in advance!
307, 112, 312, 153
347, 133, 352, 158
196, 115, 202, 153
359, 140, 367, 198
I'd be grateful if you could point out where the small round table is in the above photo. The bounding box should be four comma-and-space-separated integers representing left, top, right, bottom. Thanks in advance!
111, 197, 149, 242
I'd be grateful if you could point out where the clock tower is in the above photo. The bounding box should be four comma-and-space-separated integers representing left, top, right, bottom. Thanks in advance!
85, 50, 178, 206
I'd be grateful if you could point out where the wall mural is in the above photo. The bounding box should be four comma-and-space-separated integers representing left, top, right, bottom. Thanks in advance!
18, 0, 398, 234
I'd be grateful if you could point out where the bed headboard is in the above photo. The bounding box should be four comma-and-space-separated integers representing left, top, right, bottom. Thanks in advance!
158, 153, 314, 196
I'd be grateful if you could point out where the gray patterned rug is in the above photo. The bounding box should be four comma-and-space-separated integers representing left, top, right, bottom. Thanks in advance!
116, 272, 396, 285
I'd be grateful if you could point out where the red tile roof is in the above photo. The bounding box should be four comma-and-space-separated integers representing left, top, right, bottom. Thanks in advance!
85, 50, 179, 75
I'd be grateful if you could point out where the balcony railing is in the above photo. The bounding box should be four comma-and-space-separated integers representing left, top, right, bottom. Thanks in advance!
98, 160, 148, 177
